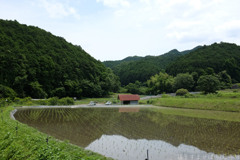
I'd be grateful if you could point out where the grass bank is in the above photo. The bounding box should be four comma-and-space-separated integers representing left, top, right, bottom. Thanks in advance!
149, 107, 240, 122
140, 91, 240, 112
0, 105, 111, 160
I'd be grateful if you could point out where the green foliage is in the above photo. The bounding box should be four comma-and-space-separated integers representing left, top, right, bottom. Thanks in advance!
13, 97, 32, 105
0, 85, 17, 100
147, 72, 174, 94
48, 97, 59, 105
0, 19, 120, 98
119, 87, 127, 93
35, 99, 48, 105
112, 61, 163, 86
165, 42, 240, 82
104, 46, 201, 86
59, 97, 74, 105
0, 98, 6, 107
223, 58, 240, 82
124, 80, 146, 94
184, 93, 196, 98
216, 70, 232, 89
173, 73, 195, 91
147, 100, 154, 104
205, 67, 215, 75
52, 87, 66, 98
197, 75, 220, 93
176, 88, 189, 96
125, 83, 141, 94
161, 94, 171, 98
103, 56, 143, 68
29, 81, 47, 99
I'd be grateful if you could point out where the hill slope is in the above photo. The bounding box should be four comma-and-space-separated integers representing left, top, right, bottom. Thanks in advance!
103, 56, 143, 68
105, 46, 201, 85
0, 19, 120, 98
165, 42, 240, 82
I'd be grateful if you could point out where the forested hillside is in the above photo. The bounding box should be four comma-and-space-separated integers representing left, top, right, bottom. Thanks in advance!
105, 46, 201, 85
0, 19, 120, 99
165, 42, 240, 82
103, 56, 143, 68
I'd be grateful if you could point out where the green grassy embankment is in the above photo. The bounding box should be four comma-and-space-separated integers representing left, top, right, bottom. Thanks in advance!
0, 105, 111, 160
140, 90, 240, 112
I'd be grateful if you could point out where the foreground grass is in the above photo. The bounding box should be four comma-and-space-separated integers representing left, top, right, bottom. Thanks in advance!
0, 105, 111, 160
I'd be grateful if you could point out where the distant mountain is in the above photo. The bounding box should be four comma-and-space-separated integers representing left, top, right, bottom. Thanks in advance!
0, 19, 120, 98
103, 56, 143, 68
165, 42, 240, 82
103, 46, 202, 85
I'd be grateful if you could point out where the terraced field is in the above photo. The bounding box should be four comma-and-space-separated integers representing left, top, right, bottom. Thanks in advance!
14, 107, 240, 160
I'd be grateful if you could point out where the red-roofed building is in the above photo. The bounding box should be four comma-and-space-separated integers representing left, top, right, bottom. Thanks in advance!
118, 94, 140, 105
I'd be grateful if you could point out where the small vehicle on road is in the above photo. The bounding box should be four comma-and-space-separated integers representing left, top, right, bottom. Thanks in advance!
89, 101, 96, 106
105, 101, 112, 105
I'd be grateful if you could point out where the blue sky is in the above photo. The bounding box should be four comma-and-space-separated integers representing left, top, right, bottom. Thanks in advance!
1, 0, 240, 61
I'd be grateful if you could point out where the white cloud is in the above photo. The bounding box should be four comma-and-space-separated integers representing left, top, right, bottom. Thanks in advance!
38, 0, 80, 19
215, 20, 240, 38
139, 0, 150, 5
96, 0, 130, 8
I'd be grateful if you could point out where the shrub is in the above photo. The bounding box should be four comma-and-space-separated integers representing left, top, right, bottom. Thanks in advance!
161, 94, 171, 98
14, 97, 21, 104
0, 98, 6, 107
233, 90, 238, 93
176, 88, 189, 96
217, 93, 223, 97
48, 97, 59, 105
147, 100, 154, 104
184, 93, 195, 98
17, 97, 32, 105
35, 100, 48, 105
59, 97, 74, 105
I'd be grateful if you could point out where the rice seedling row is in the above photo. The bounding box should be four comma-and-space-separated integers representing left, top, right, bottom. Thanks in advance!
14, 107, 240, 160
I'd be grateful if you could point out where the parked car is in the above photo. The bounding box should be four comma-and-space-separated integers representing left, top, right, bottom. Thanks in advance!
89, 101, 96, 106
105, 101, 112, 105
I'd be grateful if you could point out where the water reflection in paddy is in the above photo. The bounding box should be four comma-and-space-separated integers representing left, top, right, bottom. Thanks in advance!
14, 107, 240, 160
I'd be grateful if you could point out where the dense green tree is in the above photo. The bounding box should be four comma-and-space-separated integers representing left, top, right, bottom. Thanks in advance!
112, 61, 163, 86
125, 83, 141, 94
223, 58, 240, 82
166, 42, 240, 82
103, 46, 201, 85
173, 73, 195, 91
28, 81, 47, 99
197, 75, 220, 93
205, 67, 215, 75
216, 70, 232, 89
0, 85, 17, 99
0, 19, 121, 98
147, 72, 174, 94
191, 72, 199, 90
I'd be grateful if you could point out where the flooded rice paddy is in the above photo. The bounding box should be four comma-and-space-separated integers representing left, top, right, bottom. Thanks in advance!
14, 107, 240, 160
